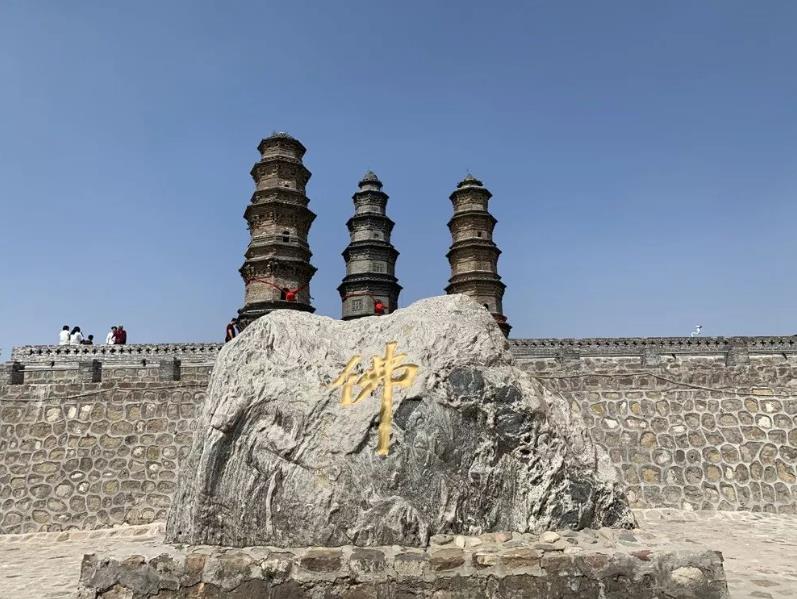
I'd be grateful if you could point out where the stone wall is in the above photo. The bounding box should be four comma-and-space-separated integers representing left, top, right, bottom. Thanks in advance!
1, 337, 795, 534
0, 346, 214, 534
513, 337, 797, 514
77, 527, 729, 598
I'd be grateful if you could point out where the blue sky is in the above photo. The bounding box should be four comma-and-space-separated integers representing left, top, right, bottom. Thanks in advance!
1, 1, 795, 357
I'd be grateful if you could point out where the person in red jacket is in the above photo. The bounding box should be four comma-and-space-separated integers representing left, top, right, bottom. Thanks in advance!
374, 300, 385, 316
114, 325, 127, 345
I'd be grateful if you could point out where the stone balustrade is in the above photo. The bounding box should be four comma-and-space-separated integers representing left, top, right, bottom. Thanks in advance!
11, 343, 222, 365
511, 336, 797, 364
6, 337, 796, 386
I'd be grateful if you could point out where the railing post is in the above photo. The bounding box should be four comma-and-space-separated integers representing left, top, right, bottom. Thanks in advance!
557, 348, 580, 367
726, 344, 750, 366
641, 348, 661, 367
78, 360, 102, 383
159, 358, 181, 382
5, 361, 24, 385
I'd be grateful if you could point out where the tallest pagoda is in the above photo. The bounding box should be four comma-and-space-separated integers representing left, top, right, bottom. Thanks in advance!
237, 133, 317, 329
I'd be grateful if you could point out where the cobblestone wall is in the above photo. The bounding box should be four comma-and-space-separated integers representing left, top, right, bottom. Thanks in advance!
515, 352, 797, 514
1, 338, 795, 533
0, 366, 211, 534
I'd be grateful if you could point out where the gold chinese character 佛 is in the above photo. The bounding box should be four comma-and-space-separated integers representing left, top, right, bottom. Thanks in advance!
329, 341, 419, 456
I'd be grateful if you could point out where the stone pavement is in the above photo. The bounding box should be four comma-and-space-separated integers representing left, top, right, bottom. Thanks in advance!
634, 509, 797, 598
0, 511, 794, 599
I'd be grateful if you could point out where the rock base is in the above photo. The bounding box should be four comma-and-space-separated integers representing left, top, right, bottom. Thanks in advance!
77, 528, 728, 598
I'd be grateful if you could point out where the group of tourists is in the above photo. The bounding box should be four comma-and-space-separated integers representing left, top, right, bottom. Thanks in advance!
58, 326, 94, 346
57, 324, 127, 346
105, 325, 128, 345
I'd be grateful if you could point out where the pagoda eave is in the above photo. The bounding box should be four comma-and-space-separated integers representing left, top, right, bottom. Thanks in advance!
345, 214, 396, 230
449, 188, 492, 202
342, 245, 399, 262
447, 211, 497, 229
249, 156, 310, 178
445, 242, 502, 260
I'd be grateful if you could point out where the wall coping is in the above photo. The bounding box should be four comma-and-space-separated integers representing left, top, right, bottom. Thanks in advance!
10, 343, 223, 365
8, 336, 796, 367
509, 336, 797, 358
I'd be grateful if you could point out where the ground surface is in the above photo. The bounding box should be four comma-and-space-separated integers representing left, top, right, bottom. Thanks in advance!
0, 510, 794, 599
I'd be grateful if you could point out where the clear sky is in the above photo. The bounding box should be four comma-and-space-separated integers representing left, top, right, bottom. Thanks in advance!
1, 1, 795, 358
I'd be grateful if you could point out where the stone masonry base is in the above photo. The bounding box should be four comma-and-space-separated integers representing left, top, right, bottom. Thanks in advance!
76, 528, 728, 598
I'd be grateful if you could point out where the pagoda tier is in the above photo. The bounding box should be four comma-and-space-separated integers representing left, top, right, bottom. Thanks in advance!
338, 171, 402, 320
237, 133, 317, 329
445, 174, 511, 336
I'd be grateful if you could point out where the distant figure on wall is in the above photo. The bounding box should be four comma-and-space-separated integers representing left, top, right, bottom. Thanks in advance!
374, 300, 385, 316
69, 327, 83, 345
105, 326, 117, 345
691, 324, 703, 337
114, 325, 127, 345
81, 334, 94, 345
59, 325, 70, 345
225, 318, 238, 342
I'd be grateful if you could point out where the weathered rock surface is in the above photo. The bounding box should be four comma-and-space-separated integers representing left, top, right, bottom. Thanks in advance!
166, 295, 633, 547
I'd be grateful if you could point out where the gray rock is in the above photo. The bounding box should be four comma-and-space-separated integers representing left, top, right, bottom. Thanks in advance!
166, 295, 633, 547
429, 548, 465, 571
540, 531, 561, 543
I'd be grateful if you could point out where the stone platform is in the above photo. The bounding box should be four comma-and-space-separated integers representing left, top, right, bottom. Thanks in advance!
2, 511, 796, 598
75, 529, 727, 598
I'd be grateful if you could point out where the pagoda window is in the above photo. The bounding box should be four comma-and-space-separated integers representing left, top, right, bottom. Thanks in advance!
352, 298, 363, 311
282, 230, 290, 243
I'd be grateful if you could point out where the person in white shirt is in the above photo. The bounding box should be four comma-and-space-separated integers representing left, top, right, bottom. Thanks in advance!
58, 325, 70, 345
69, 327, 83, 345
105, 326, 117, 345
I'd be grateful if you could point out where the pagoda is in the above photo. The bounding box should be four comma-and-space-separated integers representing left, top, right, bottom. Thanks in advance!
237, 133, 317, 329
337, 171, 401, 319
445, 174, 511, 335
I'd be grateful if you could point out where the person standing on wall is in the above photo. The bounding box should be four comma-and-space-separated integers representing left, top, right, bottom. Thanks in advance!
105, 326, 117, 345
225, 318, 238, 342
114, 325, 127, 345
69, 326, 83, 345
59, 325, 70, 345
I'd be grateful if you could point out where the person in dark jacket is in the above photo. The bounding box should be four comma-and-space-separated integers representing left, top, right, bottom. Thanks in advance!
225, 318, 238, 342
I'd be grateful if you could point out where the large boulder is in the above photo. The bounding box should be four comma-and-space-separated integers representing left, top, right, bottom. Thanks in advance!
166, 295, 633, 547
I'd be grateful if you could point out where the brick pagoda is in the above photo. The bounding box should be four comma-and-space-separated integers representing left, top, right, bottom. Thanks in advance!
237, 133, 317, 328
445, 174, 510, 335
337, 171, 401, 319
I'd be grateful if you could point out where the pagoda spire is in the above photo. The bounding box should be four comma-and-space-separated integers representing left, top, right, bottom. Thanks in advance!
337, 171, 401, 319
237, 132, 317, 329
445, 174, 510, 336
